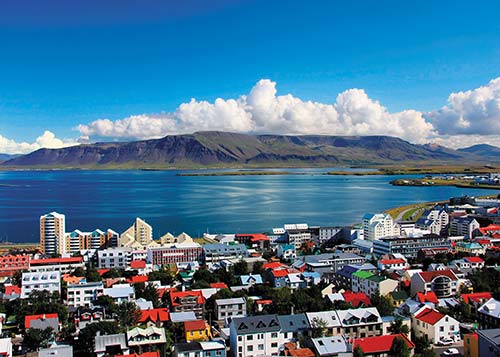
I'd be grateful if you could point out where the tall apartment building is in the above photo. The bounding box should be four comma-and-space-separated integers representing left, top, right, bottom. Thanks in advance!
40, 212, 66, 255
65, 229, 119, 254
120, 217, 156, 248
363, 213, 398, 241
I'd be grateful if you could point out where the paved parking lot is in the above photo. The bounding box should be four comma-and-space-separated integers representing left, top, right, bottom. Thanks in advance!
433, 342, 464, 356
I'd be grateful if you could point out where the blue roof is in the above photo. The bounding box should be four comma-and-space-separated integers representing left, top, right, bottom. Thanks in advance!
240, 274, 263, 285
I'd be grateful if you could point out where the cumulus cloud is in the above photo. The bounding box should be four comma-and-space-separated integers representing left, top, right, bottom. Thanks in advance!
426, 78, 500, 135
0, 131, 78, 155
77, 79, 436, 143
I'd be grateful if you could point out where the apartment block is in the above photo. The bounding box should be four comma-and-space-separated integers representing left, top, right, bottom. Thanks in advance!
40, 211, 66, 255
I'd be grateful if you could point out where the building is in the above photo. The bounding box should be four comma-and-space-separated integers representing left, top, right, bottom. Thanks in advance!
477, 328, 500, 357
160, 232, 194, 245
463, 333, 478, 357
184, 320, 211, 342
229, 315, 292, 357
351, 271, 399, 296
147, 243, 203, 266
285, 224, 312, 250
39, 344, 73, 357
203, 243, 249, 264
449, 216, 480, 238
412, 306, 460, 344
455, 241, 486, 256
25, 313, 59, 332
215, 297, 247, 322
173, 339, 226, 357
478, 298, 500, 329
65, 229, 119, 254
102, 284, 135, 303
318, 226, 343, 244
363, 213, 398, 241
21, 271, 61, 299
416, 207, 449, 235
334, 264, 378, 290
95, 333, 129, 357
335, 308, 383, 339
310, 336, 350, 356
67, 282, 104, 308
169, 291, 205, 319
126, 326, 166, 355
97, 248, 132, 269
352, 334, 415, 356
120, 217, 155, 248
303, 252, 365, 274
29, 257, 84, 274
373, 235, 451, 258
410, 269, 460, 298
377, 257, 409, 271
40, 211, 66, 255
276, 244, 296, 260
234, 234, 270, 250
0, 255, 30, 277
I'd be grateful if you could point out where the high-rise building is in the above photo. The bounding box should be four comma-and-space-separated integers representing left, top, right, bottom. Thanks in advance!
120, 217, 156, 248
40, 212, 66, 255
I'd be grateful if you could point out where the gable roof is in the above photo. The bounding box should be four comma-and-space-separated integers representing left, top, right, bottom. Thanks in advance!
464, 256, 484, 264
417, 291, 439, 304
139, 308, 169, 323
232, 315, 281, 334
277, 314, 310, 333
210, 282, 228, 289
170, 290, 205, 306
184, 320, 208, 331
353, 334, 415, 354
414, 307, 444, 325
417, 269, 458, 283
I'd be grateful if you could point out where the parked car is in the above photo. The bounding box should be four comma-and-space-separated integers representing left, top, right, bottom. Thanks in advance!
441, 348, 460, 356
436, 337, 454, 346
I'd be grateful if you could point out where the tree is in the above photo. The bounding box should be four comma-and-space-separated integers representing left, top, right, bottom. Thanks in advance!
141, 283, 160, 308
252, 261, 264, 275
371, 293, 394, 316
388, 336, 410, 357
94, 295, 116, 317
148, 268, 176, 286
311, 317, 328, 338
24, 327, 54, 351
353, 345, 365, 357
85, 267, 101, 282
76, 321, 119, 353
232, 260, 249, 276
388, 317, 409, 335
115, 301, 141, 330
102, 268, 121, 279
71, 267, 86, 277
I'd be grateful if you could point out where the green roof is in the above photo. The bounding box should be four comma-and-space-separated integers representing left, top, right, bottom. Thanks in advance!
352, 270, 374, 279
390, 290, 409, 300
367, 275, 386, 283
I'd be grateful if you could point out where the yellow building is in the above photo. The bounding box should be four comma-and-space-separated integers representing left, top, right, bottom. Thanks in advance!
464, 333, 478, 357
184, 320, 211, 342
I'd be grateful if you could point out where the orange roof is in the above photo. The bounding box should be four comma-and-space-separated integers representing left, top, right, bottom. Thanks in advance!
130, 260, 146, 269
25, 313, 59, 328
170, 290, 205, 306
30, 257, 83, 265
417, 291, 439, 304
461, 292, 492, 304
128, 275, 149, 284
353, 334, 415, 354
286, 348, 316, 357
465, 256, 484, 263
97, 269, 110, 276
184, 319, 208, 331
157, 287, 177, 298
418, 269, 458, 283
272, 269, 289, 278
415, 307, 444, 325
479, 224, 500, 234
263, 262, 286, 270
210, 282, 228, 289
139, 308, 169, 323
62, 274, 84, 284
235, 233, 269, 242
5, 285, 21, 295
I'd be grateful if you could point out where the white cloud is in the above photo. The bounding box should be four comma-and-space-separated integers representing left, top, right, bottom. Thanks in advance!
77, 79, 436, 143
0, 131, 78, 155
426, 77, 500, 135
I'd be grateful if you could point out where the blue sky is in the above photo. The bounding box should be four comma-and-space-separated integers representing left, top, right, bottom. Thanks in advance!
1, 0, 500, 152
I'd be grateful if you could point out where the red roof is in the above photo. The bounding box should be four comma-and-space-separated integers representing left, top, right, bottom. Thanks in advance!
139, 308, 169, 323
479, 224, 500, 234
342, 291, 371, 307
286, 348, 316, 357
475, 239, 491, 245
170, 290, 205, 306
256, 299, 273, 305
461, 292, 492, 304
418, 269, 458, 283
97, 269, 110, 276
157, 287, 177, 298
30, 257, 83, 265
263, 262, 286, 270
235, 233, 269, 242
379, 259, 406, 265
4, 285, 21, 295
464, 256, 484, 264
272, 269, 289, 278
25, 313, 59, 328
210, 282, 228, 289
184, 319, 207, 331
415, 307, 444, 325
353, 334, 415, 354
128, 275, 149, 284
417, 291, 439, 304
116, 353, 160, 357
130, 260, 146, 269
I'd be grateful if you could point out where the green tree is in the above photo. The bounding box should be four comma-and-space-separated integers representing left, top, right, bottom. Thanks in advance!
76, 321, 120, 353
94, 295, 116, 317
71, 267, 86, 277
148, 268, 176, 285
141, 283, 160, 308
311, 317, 328, 338
24, 327, 54, 351
388, 317, 410, 335
388, 336, 410, 357
353, 345, 365, 357
102, 268, 122, 279
232, 260, 249, 276
252, 261, 264, 275
371, 293, 394, 316
115, 301, 141, 330
85, 267, 101, 282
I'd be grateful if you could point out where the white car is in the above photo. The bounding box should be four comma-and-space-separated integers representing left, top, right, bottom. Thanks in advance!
436, 337, 454, 346
442, 348, 460, 356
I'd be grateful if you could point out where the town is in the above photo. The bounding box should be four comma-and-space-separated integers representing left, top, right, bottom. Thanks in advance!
2, 195, 500, 356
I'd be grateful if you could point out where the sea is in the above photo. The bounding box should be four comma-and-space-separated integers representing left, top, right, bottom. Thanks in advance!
0, 168, 499, 243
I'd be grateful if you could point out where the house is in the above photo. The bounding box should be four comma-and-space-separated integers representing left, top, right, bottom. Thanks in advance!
234, 233, 270, 250
173, 339, 227, 357
169, 290, 205, 319
410, 269, 460, 298
127, 326, 166, 355
351, 271, 399, 296
229, 315, 292, 357
0, 338, 12, 357
342, 291, 371, 308
74, 306, 105, 330
25, 313, 59, 332
377, 258, 409, 271
239, 274, 263, 286
184, 320, 211, 342
215, 297, 247, 322
336, 308, 383, 339
464, 256, 485, 269
352, 334, 415, 356
39, 344, 73, 357
306, 311, 342, 337
277, 244, 296, 260
138, 308, 170, 327
388, 291, 409, 307
478, 298, 500, 329
455, 241, 486, 255
170, 312, 198, 324
95, 332, 129, 357
203, 243, 249, 265
411, 307, 460, 344
102, 284, 135, 303
277, 314, 310, 341
21, 271, 61, 299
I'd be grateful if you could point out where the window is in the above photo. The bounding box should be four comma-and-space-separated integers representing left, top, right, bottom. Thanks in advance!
258, 344, 264, 350
440, 326, 444, 332
271, 343, 278, 348
247, 335, 253, 341
271, 333, 278, 338
247, 346, 253, 352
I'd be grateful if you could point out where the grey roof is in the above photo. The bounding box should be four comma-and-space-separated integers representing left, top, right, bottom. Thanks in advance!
303, 252, 364, 264
203, 243, 248, 255
39, 344, 73, 357
477, 328, 500, 347
170, 311, 197, 323
94, 333, 127, 352
231, 315, 281, 334
174, 342, 202, 353
215, 297, 246, 306
29, 317, 59, 332
277, 314, 310, 333
312, 336, 350, 356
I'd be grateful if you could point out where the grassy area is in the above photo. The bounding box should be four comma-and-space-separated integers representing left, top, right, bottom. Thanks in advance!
0, 242, 40, 254
385, 202, 435, 220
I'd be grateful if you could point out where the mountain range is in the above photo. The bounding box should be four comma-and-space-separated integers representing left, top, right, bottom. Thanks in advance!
2, 131, 500, 168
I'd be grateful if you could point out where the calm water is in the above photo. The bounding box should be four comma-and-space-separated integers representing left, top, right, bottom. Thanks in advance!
0, 169, 499, 243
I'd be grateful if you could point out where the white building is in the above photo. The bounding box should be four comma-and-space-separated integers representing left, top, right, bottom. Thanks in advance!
215, 297, 247, 322
412, 306, 460, 344
102, 284, 135, 303
97, 247, 132, 269
363, 213, 398, 241
67, 282, 104, 308
410, 269, 460, 299
21, 271, 61, 299
318, 227, 342, 244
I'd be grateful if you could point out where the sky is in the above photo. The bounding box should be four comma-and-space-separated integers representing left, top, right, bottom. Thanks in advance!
1, 0, 500, 154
